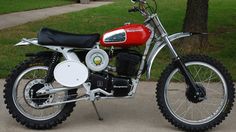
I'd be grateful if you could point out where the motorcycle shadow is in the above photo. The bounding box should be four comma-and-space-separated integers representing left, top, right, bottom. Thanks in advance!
58, 94, 177, 131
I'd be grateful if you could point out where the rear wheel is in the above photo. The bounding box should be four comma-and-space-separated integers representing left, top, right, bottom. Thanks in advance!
156, 55, 235, 131
4, 57, 77, 129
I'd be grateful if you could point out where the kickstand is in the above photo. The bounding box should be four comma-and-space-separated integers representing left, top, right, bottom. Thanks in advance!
92, 101, 103, 121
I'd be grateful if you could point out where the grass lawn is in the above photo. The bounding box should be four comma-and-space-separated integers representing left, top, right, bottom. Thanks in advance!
0, 0, 235, 80
0, 0, 74, 14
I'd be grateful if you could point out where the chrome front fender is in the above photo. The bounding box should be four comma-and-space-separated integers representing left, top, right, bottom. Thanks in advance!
146, 32, 192, 79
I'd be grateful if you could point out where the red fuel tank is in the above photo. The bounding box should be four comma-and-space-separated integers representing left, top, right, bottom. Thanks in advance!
100, 24, 151, 47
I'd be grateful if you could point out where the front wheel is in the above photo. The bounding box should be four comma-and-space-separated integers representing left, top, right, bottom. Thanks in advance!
156, 55, 235, 131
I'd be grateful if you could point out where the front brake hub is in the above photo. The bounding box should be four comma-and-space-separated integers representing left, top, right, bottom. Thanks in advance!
24, 79, 53, 108
186, 83, 206, 103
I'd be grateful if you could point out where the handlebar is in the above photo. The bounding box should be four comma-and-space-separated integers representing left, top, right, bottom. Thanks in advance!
129, 0, 157, 18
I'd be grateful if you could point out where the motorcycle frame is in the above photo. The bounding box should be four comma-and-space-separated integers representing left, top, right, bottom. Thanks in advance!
15, 11, 192, 107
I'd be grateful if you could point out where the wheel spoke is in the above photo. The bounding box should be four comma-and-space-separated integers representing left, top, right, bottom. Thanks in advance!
173, 76, 182, 82
201, 73, 218, 83
191, 104, 194, 120
203, 102, 219, 106
17, 96, 24, 102
206, 87, 221, 95
206, 71, 214, 88
170, 95, 185, 106
174, 100, 185, 113
196, 106, 203, 120
193, 66, 202, 82
180, 101, 191, 118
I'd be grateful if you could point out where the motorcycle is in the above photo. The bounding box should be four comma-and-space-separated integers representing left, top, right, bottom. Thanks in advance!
3, 0, 235, 131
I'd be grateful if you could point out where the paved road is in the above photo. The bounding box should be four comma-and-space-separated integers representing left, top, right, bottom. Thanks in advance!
0, 80, 235, 132
0, 2, 112, 30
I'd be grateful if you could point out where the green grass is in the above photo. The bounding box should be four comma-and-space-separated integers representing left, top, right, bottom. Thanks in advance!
0, 0, 73, 14
0, 0, 235, 80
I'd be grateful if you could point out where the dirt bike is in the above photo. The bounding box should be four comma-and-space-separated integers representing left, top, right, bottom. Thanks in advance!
3, 0, 235, 131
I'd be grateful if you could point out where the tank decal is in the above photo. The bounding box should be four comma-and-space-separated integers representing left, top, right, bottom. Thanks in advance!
103, 29, 127, 43
100, 24, 151, 47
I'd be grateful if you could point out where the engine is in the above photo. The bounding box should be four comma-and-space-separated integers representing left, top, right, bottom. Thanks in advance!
89, 73, 132, 97
87, 50, 142, 97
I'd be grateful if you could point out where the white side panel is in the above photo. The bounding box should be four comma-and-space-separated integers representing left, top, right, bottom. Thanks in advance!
54, 61, 88, 87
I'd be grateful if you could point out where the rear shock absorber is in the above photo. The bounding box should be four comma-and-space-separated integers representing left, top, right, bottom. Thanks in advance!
45, 52, 61, 83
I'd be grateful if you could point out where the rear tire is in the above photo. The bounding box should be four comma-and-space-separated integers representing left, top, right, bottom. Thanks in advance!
156, 55, 235, 131
4, 57, 77, 129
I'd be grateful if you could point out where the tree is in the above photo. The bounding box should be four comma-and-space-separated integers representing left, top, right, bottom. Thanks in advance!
182, 0, 209, 53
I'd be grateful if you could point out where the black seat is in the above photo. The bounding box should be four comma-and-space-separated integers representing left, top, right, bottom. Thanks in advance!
38, 28, 100, 48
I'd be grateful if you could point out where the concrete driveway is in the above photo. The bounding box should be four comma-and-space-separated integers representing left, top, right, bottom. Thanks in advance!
0, 1, 112, 30
0, 81, 235, 132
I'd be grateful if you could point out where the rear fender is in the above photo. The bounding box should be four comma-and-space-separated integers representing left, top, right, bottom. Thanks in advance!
15, 38, 39, 46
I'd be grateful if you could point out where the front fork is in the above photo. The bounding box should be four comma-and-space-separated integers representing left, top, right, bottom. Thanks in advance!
151, 14, 205, 99
164, 36, 205, 100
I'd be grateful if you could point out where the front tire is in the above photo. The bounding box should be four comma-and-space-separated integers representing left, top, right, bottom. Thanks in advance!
4, 57, 77, 129
156, 55, 235, 131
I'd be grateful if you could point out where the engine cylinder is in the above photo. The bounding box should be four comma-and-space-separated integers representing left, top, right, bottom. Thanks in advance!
116, 52, 142, 77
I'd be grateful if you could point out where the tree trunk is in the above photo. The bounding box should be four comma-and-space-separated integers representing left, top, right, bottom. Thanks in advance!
182, 0, 209, 53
